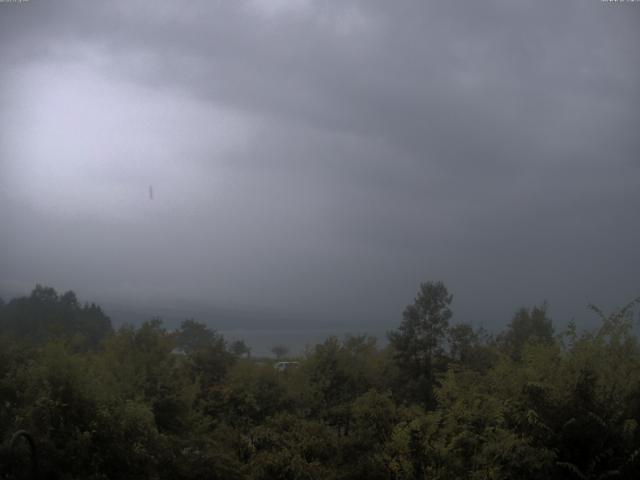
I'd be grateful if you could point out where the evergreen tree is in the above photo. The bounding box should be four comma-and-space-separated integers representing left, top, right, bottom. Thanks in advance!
388, 281, 453, 407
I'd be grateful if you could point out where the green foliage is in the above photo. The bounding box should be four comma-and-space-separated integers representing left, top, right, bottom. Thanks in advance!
175, 319, 220, 354
248, 413, 339, 480
0, 285, 112, 349
498, 303, 554, 359
230, 339, 251, 358
388, 281, 453, 406
300, 335, 386, 426
222, 360, 291, 428
0, 284, 639, 479
447, 323, 496, 372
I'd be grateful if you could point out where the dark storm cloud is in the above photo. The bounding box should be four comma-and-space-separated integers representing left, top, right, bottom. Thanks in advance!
1, 0, 638, 329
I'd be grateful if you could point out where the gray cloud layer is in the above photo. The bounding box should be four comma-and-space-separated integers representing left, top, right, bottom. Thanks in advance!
1, 0, 639, 329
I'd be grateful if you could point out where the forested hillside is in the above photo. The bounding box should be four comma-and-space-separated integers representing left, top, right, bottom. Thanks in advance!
1, 284, 639, 479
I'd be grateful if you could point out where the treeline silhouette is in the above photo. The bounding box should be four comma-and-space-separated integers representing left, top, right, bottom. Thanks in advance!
0, 283, 639, 479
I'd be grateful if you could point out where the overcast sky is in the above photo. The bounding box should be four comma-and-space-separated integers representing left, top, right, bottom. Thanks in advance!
1, 0, 638, 330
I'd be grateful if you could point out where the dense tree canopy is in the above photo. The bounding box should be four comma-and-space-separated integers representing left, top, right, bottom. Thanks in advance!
0, 284, 639, 479
0, 285, 112, 349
